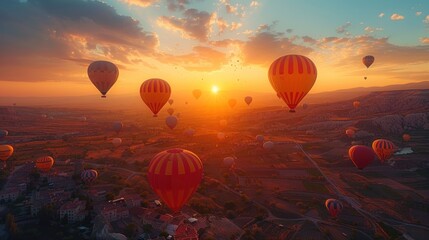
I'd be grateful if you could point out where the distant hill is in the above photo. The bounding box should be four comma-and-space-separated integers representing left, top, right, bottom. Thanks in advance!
1, 81, 428, 110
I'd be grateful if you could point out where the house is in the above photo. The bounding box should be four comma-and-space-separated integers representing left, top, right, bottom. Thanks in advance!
59, 199, 87, 223
101, 204, 129, 222
0, 187, 20, 202
122, 194, 142, 207
174, 224, 198, 240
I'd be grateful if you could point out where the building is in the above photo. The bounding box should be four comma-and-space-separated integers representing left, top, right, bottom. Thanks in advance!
0, 187, 20, 202
100, 204, 129, 222
59, 199, 87, 223
174, 224, 198, 240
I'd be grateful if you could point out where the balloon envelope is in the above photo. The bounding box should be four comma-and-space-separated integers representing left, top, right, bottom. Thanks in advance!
256, 135, 264, 143
345, 129, 355, 138
228, 99, 237, 109
167, 108, 175, 116
263, 141, 274, 150
168, 99, 174, 105
223, 157, 235, 167
268, 55, 317, 112
112, 138, 122, 147
140, 78, 171, 117
353, 101, 360, 109
348, 145, 375, 170
192, 89, 202, 99
184, 128, 196, 137
0, 145, 13, 161
372, 139, 397, 163
87, 61, 119, 98
244, 96, 253, 106
165, 116, 178, 130
402, 134, 411, 142
81, 169, 98, 184
36, 156, 54, 172
325, 199, 343, 217
362, 55, 375, 68
147, 148, 203, 212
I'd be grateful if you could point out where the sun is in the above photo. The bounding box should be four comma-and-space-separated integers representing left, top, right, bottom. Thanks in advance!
211, 85, 219, 94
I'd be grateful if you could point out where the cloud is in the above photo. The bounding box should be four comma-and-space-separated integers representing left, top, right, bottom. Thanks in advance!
240, 31, 313, 66
390, 13, 405, 21
250, 1, 259, 7
166, 0, 190, 12
416, 12, 422, 16
121, 0, 158, 7
219, 0, 244, 17
158, 46, 228, 71
364, 26, 383, 33
336, 22, 351, 34
379, 13, 385, 18
0, 0, 158, 82
302, 36, 317, 45
421, 37, 429, 44
424, 15, 429, 24
157, 8, 215, 41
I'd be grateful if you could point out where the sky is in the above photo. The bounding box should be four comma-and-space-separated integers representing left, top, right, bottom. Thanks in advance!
1, 0, 429, 99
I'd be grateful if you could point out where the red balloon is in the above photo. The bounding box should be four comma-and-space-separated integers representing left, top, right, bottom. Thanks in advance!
348, 145, 375, 170
372, 139, 397, 163
147, 148, 203, 212
325, 198, 343, 217
362, 55, 374, 68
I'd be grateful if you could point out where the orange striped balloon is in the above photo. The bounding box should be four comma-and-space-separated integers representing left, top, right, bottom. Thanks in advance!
372, 139, 397, 163
0, 145, 13, 162
36, 156, 54, 172
147, 148, 203, 212
140, 78, 171, 117
268, 55, 317, 112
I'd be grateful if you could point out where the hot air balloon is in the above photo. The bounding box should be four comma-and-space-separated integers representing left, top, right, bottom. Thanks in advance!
147, 148, 203, 212
268, 55, 317, 112
168, 99, 174, 105
256, 135, 264, 143
113, 121, 123, 134
35, 156, 54, 172
223, 157, 235, 167
192, 89, 202, 100
0, 130, 8, 139
228, 99, 237, 109
244, 96, 253, 106
184, 128, 196, 137
325, 199, 343, 218
81, 169, 98, 184
263, 141, 274, 150
402, 134, 411, 142
140, 78, 171, 117
353, 101, 360, 109
348, 145, 375, 170
87, 61, 119, 98
112, 138, 122, 147
167, 108, 175, 116
364, 77, 367, 80
166, 116, 178, 130
0, 145, 13, 162
345, 129, 355, 138
219, 119, 228, 128
217, 132, 225, 141
362, 55, 374, 68
372, 139, 397, 163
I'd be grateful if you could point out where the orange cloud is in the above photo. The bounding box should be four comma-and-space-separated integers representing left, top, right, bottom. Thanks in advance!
121, 0, 158, 7
390, 13, 405, 21
421, 37, 429, 44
